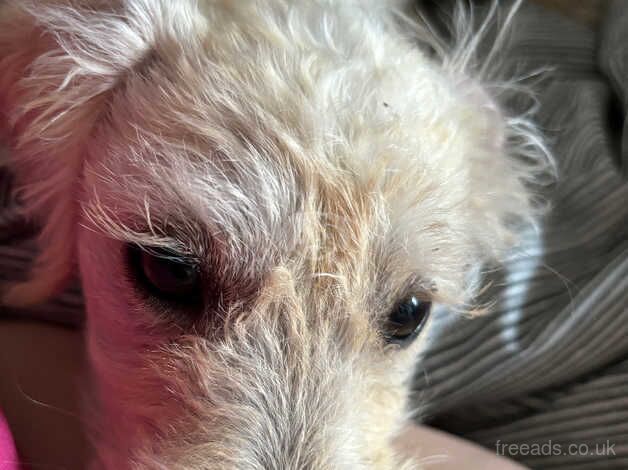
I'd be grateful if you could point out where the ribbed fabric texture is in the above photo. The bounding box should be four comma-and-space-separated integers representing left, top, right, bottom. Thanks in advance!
414, 1, 628, 468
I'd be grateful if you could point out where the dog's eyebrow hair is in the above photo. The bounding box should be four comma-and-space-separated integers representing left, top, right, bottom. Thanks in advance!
82, 200, 210, 258
124, 232, 193, 254
399, 274, 438, 298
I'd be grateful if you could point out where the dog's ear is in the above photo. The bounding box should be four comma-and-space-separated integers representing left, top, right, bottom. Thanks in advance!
462, 78, 553, 265
432, 1, 554, 264
0, 1, 154, 306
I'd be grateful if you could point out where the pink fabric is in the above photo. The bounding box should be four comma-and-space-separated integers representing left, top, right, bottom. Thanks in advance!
0, 410, 19, 470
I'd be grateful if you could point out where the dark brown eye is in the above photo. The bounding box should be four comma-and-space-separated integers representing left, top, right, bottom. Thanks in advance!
384, 296, 431, 344
128, 245, 202, 304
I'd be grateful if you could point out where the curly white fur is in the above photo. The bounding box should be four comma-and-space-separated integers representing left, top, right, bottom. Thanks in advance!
0, 0, 552, 468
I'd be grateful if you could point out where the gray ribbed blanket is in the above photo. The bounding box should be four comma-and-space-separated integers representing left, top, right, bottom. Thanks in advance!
413, 1, 628, 469
1, 1, 627, 469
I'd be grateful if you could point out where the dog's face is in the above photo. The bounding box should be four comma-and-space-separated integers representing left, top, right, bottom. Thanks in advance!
1, 1, 546, 468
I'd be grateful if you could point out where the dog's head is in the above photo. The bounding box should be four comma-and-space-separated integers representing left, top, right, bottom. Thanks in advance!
0, 0, 549, 468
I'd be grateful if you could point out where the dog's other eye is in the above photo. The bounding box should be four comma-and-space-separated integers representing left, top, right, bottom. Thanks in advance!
383, 296, 431, 345
128, 245, 202, 303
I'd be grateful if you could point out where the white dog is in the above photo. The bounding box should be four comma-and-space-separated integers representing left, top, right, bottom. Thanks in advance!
0, 0, 550, 468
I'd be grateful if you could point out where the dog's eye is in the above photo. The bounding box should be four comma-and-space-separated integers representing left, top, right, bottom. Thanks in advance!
384, 296, 431, 344
128, 245, 202, 303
